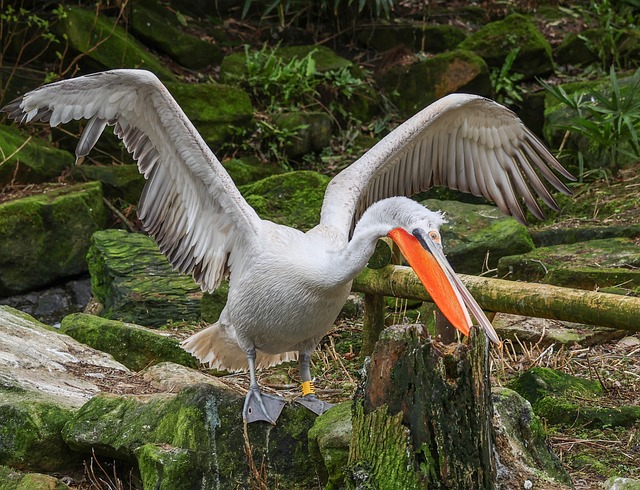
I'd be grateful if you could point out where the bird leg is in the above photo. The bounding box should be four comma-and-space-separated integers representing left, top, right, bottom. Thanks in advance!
295, 352, 334, 416
243, 348, 286, 424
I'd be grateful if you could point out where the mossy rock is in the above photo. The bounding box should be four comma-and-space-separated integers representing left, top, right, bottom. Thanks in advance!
308, 402, 352, 490
0, 125, 74, 186
530, 224, 640, 247
0, 182, 107, 296
510, 367, 640, 428
239, 171, 330, 231
356, 21, 466, 53
554, 29, 601, 67
86, 229, 202, 327
491, 387, 572, 487
0, 466, 71, 490
420, 199, 534, 274
273, 111, 333, 158
164, 82, 253, 147
497, 238, 640, 291
200, 282, 229, 324
130, 2, 222, 69
378, 49, 490, 118
222, 155, 285, 186
0, 400, 79, 473
55, 6, 175, 80
62, 383, 318, 489
459, 13, 553, 79
70, 163, 145, 204
59, 313, 198, 371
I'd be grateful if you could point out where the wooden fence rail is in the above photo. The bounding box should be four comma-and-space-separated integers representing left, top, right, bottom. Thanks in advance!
352, 265, 640, 353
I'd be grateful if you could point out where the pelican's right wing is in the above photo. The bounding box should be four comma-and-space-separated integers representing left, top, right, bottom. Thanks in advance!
2, 70, 262, 292
320, 93, 575, 237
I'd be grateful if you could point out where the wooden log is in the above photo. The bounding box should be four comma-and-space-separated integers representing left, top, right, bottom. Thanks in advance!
353, 265, 640, 333
346, 325, 495, 489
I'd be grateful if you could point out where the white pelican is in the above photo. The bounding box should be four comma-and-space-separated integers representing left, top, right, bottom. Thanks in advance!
2, 69, 574, 424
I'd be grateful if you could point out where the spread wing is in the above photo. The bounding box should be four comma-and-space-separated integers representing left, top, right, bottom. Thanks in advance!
320, 93, 574, 237
2, 69, 262, 292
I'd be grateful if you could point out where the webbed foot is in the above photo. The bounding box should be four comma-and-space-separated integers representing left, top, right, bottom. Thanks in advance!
243, 386, 286, 424
295, 394, 334, 416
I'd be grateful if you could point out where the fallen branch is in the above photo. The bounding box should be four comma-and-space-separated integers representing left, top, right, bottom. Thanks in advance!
353, 265, 640, 333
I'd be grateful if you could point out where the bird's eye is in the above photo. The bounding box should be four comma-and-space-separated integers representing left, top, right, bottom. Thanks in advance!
428, 230, 441, 243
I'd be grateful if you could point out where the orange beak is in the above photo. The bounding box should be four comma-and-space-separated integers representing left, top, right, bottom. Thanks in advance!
388, 227, 500, 344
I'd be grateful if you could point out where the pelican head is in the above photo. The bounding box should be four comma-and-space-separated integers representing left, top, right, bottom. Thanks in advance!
364, 197, 500, 344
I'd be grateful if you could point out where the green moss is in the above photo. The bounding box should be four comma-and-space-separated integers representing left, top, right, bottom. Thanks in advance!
222, 156, 285, 186
57, 6, 175, 80
60, 313, 198, 371
165, 82, 253, 146
71, 164, 145, 204
509, 367, 603, 405
135, 444, 197, 490
0, 401, 78, 472
240, 171, 330, 231
87, 230, 202, 327
458, 13, 553, 78
0, 182, 107, 295
380, 49, 489, 118
0, 465, 71, 490
0, 125, 74, 186
308, 402, 352, 490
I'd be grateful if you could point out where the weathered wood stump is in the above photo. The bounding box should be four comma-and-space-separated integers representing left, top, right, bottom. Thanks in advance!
346, 325, 495, 489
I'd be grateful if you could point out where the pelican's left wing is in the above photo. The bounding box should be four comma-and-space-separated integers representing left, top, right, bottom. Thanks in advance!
2, 70, 262, 292
320, 93, 574, 236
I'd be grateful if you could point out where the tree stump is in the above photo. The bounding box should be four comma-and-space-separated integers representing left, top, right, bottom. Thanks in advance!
346, 325, 495, 489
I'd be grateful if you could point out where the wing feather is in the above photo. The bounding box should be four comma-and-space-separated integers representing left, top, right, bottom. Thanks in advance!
2, 69, 262, 292
320, 93, 574, 237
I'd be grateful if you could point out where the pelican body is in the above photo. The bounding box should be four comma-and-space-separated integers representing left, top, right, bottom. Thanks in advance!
2, 69, 574, 423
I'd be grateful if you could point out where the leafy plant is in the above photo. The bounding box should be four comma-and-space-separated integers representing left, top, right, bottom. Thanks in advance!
490, 48, 525, 107
542, 67, 640, 180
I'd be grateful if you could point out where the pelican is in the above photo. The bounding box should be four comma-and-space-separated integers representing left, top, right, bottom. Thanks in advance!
2, 69, 574, 424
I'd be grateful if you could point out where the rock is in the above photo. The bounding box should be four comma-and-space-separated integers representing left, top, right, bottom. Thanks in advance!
140, 362, 228, 393
378, 49, 490, 118
0, 277, 92, 327
87, 229, 202, 327
308, 402, 352, 490
554, 30, 600, 67
165, 81, 254, 147
130, 2, 222, 69
273, 111, 333, 158
459, 13, 553, 80
0, 306, 130, 472
60, 313, 198, 371
240, 170, 330, 231
0, 465, 71, 490
357, 21, 466, 53
222, 156, 285, 186
0, 125, 74, 186
497, 238, 640, 293
530, 224, 640, 247
0, 305, 130, 408
70, 163, 145, 205
62, 383, 318, 489
421, 199, 534, 274
0, 182, 107, 296
509, 367, 640, 428
604, 477, 640, 490
493, 313, 627, 349
55, 6, 175, 80
492, 387, 572, 489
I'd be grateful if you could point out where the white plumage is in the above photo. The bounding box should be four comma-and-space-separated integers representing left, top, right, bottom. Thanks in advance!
2, 69, 573, 423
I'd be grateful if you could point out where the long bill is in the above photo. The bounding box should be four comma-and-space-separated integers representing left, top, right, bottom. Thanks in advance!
388, 228, 501, 345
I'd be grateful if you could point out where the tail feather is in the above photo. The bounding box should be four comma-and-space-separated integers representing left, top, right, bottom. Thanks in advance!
181, 323, 297, 372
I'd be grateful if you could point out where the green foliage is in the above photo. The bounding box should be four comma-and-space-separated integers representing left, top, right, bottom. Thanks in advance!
490, 48, 525, 107
542, 67, 640, 179
224, 45, 368, 167
242, 0, 395, 24
561, 0, 639, 72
